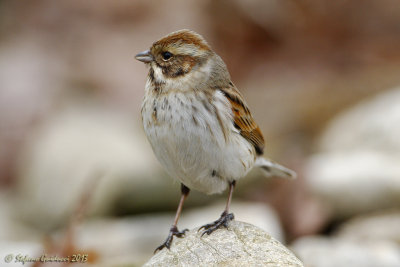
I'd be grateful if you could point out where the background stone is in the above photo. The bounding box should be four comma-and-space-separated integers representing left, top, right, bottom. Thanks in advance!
291, 236, 400, 267
305, 88, 400, 218
336, 211, 400, 244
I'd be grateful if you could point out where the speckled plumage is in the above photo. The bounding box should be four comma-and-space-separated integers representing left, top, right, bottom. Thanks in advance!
136, 29, 295, 251
139, 30, 294, 194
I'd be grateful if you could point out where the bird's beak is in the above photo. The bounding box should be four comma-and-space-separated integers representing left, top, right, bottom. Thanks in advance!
135, 50, 153, 63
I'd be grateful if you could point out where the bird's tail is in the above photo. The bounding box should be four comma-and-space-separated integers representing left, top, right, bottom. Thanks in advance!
255, 157, 296, 179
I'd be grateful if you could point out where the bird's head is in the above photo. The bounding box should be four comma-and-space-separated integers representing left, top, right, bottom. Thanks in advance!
135, 29, 229, 90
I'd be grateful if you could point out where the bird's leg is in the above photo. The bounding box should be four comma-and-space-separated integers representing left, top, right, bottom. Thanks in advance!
200, 181, 236, 236
154, 183, 190, 253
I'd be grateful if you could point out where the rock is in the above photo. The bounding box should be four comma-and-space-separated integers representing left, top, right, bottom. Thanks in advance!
306, 151, 400, 217
336, 211, 400, 243
143, 221, 303, 267
305, 88, 400, 218
291, 236, 400, 267
318, 88, 400, 153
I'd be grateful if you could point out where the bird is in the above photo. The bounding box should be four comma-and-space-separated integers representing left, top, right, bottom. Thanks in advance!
135, 29, 296, 253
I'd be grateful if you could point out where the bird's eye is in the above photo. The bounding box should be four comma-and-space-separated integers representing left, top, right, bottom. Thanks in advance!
162, 51, 172, 61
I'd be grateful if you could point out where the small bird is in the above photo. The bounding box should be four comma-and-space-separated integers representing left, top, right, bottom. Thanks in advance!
135, 29, 296, 252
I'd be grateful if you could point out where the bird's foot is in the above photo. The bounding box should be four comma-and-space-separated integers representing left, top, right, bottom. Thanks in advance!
199, 211, 234, 236
154, 225, 188, 253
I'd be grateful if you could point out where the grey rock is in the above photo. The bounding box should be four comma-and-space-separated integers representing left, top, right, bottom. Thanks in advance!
337, 211, 400, 243
291, 236, 400, 267
318, 88, 400, 153
305, 88, 400, 218
143, 221, 303, 267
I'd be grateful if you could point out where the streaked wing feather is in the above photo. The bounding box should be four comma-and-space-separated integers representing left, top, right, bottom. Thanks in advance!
219, 84, 265, 155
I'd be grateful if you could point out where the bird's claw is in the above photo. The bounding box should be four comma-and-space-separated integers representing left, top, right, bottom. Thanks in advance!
199, 211, 234, 237
154, 226, 188, 253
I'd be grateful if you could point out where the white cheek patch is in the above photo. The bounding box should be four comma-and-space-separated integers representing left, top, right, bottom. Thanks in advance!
152, 64, 165, 83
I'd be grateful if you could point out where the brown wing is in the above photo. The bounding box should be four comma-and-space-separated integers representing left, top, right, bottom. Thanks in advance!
219, 83, 265, 155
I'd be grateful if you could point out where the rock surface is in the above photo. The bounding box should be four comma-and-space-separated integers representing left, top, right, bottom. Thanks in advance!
336, 211, 400, 243
143, 221, 303, 267
291, 236, 400, 267
305, 88, 400, 218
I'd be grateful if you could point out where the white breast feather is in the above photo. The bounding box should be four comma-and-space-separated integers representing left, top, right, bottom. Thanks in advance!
141, 63, 255, 194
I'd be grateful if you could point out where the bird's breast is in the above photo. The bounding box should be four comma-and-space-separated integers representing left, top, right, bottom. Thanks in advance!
141, 88, 255, 194
141, 89, 227, 144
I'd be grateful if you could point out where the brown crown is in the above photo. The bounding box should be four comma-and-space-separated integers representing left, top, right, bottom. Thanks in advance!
153, 29, 211, 51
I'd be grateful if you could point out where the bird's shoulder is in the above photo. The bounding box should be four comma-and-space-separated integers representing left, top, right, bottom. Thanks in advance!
217, 83, 265, 155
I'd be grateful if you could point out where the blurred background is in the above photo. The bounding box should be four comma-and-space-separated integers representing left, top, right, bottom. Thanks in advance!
1, 0, 400, 266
